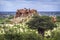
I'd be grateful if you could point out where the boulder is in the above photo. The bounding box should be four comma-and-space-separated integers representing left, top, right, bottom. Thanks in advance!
15, 8, 37, 18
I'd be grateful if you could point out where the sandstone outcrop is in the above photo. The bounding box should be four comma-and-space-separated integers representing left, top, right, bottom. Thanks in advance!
15, 8, 37, 18
51, 16, 56, 23
11, 8, 38, 23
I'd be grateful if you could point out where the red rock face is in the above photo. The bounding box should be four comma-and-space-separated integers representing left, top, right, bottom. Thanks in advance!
51, 16, 56, 23
15, 8, 37, 18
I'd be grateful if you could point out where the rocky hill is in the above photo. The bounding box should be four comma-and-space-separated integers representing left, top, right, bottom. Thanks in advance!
11, 8, 38, 23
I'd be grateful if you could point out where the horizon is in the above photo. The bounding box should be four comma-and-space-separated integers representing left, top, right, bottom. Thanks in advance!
0, 11, 60, 12
1, 10, 57, 12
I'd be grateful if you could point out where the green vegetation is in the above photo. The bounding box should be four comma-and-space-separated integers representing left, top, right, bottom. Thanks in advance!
26, 15, 57, 36
56, 16, 60, 22
0, 15, 60, 40
0, 17, 5, 24
8, 16, 14, 19
0, 16, 13, 24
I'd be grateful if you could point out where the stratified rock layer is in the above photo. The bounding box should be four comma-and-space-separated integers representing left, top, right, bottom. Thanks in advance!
11, 8, 38, 23
15, 8, 37, 18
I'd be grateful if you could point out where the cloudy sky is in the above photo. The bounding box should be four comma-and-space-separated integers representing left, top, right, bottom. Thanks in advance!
0, 0, 60, 11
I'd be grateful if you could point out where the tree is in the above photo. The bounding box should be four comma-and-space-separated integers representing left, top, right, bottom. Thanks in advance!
26, 15, 57, 36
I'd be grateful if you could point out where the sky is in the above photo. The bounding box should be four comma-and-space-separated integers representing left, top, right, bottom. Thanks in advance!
0, 0, 60, 12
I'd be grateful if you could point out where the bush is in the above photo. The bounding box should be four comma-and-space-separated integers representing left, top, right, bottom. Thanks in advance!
4, 32, 41, 40
0, 24, 42, 40
51, 31, 60, 40
0, 35, 4, 40
26, 15, 57, 36
56, 16, 60, 22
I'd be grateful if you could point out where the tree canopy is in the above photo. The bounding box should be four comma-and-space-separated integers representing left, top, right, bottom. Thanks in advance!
26, 15, 57, 36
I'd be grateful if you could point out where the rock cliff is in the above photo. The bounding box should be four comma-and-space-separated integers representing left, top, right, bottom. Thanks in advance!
11, 8, 38, 23
15, 8, 37, 18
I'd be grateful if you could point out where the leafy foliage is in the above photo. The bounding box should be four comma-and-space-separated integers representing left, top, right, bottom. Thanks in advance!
26, 15, 57, 30
56, 16, 60, 22
26, 15, 57, 36
0, 15, 60, 40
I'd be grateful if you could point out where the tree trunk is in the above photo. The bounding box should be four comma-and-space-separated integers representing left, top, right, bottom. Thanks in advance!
38, 28, 45, 37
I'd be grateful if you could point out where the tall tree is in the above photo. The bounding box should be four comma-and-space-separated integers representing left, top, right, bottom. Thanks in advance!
26, 15, 57, 36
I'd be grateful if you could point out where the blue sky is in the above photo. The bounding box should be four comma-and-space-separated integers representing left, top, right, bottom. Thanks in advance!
0, 0, 60, 11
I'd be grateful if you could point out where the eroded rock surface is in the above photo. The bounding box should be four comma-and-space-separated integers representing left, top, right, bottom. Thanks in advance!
15, 8, 37, 18
11, 8, 38, 23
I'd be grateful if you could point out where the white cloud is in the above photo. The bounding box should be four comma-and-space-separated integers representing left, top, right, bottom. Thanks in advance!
0, 0, 60, 11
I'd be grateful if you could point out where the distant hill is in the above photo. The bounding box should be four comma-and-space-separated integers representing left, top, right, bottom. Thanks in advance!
0, 12, 15, 15
0, 12, 15, 18
39, 11, 60, 16
0, 11, 60, 18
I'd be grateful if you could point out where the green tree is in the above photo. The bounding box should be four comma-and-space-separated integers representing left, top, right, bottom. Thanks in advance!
26, 15, 57, 36
56, 16, 60, 22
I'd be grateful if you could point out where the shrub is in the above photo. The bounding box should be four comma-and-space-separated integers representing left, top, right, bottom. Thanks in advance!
51, 31, 60, 40
0, 35, 4, 40
4, 31, 42, 40
26, 15, 57, 36
56, 16, 60, 22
